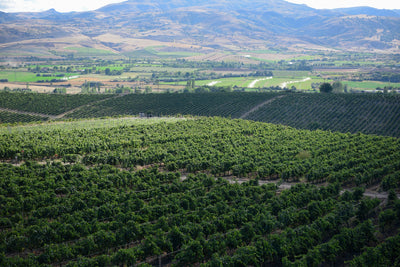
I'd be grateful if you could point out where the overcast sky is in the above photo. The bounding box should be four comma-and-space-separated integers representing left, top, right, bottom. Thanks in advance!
1, 0, 400, 13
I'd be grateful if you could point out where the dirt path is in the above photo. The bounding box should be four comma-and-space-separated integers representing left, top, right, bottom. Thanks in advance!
280, 77, 311, 88
248, 77, 272, 88
0, 107, 57, 119
207, 81, 221, 86
0, 94, 120, 121
228, 177, 399, 199
51, 94, 122, 119
239, 95, 286, 119
227, 177, 293, 190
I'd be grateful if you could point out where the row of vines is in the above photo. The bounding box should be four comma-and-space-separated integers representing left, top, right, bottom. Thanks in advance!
0, 91, 111, 116
65, 92, 280, 119
1, 91, 400, 138
0, 111, 48, 124
246, 93, 400, 137
1, 114, 400, 266
1, 117, 399, 188
1, 162, 399, 266
65, 92, 400, 137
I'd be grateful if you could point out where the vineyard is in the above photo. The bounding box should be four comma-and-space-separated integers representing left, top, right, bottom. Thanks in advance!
0, 92, 112, 117
65, 92, 400, 138
65, 93, 282, 119
1, 117, 400, 266
1, 92, 400, 138
0, 110, 48, 124
245, 93, 400, 137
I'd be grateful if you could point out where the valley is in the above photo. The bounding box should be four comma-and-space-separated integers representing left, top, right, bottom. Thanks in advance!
1, 0, 400, 266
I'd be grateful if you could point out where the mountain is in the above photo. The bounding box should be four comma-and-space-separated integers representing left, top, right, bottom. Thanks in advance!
334, 7, 400, 17
0, 11, 17, 23
97, 0, 315, 15
0, 0, 399, 58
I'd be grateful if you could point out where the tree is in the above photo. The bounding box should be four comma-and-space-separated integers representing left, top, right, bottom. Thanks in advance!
332, 81, 344, 93
185, 79, 195, 92
319, 83, 333, 93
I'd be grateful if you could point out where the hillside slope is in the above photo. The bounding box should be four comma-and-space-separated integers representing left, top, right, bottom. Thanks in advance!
0, 91, 399, 138
1, 0, 399, 55
65, 92, 400, 137
1, 117, 400, 266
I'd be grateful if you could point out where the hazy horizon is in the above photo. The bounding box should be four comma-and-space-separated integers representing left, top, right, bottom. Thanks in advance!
1, 0, 400, 13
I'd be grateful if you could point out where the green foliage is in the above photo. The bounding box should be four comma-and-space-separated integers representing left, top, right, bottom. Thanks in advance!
348, 233, 400, 266
0, 91, 111, 116
245, 93, 400, 137
66, 92, 282, 119
1, 117, 399, 188
3, 91, 400, 138
319, 82, 333, 93
53, 88, 67, 94
332, 81, 345, 93
0, 117, 399, 266
0, 111, 47, 124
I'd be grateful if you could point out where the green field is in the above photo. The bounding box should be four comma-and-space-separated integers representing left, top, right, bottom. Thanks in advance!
343, 81, 400, 90
0, 71, 77, 83
171, 75, 322, 90
194, 77, 255, 87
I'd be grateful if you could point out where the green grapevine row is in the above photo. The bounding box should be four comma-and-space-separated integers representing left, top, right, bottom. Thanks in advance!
1, 162, 399, 266
0, 111, 47, 124
66, 92, 282, 119
0, 91, 111, 116
1, 117, 399, 187
1, 117, 400, 266
1, 91, 400, 137
246, 93, 400, 137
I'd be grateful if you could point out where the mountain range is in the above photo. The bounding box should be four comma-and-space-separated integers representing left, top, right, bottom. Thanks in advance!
1, 0, 399, 58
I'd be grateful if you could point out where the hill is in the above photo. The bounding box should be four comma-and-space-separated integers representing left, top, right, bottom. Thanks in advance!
1, 116, 400, 266
334, 7, 400, 17
0, 91, 400, 138
0, 0, 400, 57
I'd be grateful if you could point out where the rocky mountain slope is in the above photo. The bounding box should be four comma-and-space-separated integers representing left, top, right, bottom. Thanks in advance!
0, 0, 399, 57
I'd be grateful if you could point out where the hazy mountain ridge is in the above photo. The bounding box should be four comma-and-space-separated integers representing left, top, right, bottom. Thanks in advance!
334, 7, 400, 17
0, 0, 399, 55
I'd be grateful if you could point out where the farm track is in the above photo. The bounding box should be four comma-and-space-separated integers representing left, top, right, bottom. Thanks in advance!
248, 77, 273, 88
0, 107, 57, 119
239, 95, 287, 119
0, 94, 121, 120
5, 155, 396, 200
207, 81, 221, 86
229, 177, 398, 199
280, 77, 311, 88
51, 93, 124, 119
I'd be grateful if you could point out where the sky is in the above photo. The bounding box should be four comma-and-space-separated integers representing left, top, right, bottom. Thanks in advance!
0, 0, 400, 13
